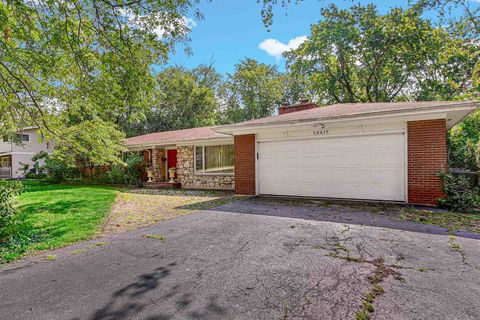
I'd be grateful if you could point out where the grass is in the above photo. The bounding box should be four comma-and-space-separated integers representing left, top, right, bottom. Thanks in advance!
1, 183, 241, 264
104, 188, 243, 234
400, 207, 480, 234
0, 181, 118, 264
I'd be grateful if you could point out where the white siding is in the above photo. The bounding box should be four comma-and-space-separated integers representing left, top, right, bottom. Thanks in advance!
0, 128, 53, 179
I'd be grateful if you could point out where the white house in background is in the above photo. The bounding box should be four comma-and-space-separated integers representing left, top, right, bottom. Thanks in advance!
0, 127, 53, 179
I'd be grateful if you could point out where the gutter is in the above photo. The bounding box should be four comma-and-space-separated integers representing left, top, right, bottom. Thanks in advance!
124, 136, 233, 150
213, 102, 479, 134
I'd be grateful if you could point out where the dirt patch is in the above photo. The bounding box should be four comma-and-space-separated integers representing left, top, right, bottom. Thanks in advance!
102, 189, 244, 234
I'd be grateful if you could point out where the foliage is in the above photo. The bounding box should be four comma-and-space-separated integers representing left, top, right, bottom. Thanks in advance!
29, 151, 48, 178
18, 162, 30, 177
124, 66, 220, 136
45, 157, 82, 183
52, 119, 127, 166
95, 154, 144, 186
125, 60, 304, 131
259, 0, 305, 30
438, 172, 480, 213
285, 4, 478, 104
448, 110, 480, 170
412, 1, 480, 172
219, 58, 285, 123
414, 1, 479, 38
400, 206, 480, 234
19, 151, 49, 179
280, 71, 314, 105
1, 181, 118, 263
0, 0, 203, 165
23, 151, 81, 182
0, 180, 28, 262
20, 151, 48, 179
0, 180, 24, 241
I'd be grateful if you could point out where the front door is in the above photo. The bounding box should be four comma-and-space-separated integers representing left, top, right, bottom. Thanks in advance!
167, 149, 177, 178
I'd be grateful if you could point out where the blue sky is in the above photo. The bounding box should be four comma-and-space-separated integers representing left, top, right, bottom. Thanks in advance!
165, 0, 477, 75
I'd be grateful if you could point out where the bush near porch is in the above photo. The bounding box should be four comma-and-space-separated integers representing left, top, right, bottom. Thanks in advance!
24, 151, 145, 186
438, 173, 480, 213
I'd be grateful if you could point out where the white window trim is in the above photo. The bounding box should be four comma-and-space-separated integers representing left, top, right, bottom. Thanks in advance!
194, 145, 235, 176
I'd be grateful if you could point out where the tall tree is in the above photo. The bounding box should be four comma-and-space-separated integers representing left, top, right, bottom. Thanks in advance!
219, 58, 285, 123
0, 0, 307, 165
124, 66, 219, 136
285, 4, 478, 104
0, 0, 202, 165
414, 0, 480, 37
413, 1, 480, 170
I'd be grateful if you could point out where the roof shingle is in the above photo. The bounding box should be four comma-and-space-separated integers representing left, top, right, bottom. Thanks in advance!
216, 101, 478, 129
125, 101, 478, 146
125, 126, 229, 146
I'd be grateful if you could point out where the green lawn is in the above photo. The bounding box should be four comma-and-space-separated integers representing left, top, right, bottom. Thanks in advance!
0, 181, 118, 263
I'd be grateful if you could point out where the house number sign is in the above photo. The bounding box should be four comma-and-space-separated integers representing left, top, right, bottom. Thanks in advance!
313, 123, 329, 136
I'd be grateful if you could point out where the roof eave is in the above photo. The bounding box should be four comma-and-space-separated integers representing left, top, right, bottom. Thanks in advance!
124, 135, 233, 150
213, 102, 479, 135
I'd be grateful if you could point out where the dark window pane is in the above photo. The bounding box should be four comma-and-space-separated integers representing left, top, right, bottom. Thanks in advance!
195, 146, 203, 172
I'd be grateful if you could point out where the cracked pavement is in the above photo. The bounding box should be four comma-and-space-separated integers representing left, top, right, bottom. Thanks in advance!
1, 197, 479, 320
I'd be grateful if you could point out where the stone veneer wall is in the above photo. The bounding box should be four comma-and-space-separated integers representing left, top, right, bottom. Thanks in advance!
152, 148, 166, 182
177, 146, 234, 190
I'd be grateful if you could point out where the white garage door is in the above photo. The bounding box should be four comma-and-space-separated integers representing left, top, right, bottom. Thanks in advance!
258, 133, 405, 201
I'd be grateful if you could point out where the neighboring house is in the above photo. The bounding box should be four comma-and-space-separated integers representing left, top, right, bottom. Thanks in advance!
125, 100, 478, 206
0, 127, 53, 179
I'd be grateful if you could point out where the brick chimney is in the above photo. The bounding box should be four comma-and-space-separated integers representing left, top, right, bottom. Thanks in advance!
278, 99, 317, 115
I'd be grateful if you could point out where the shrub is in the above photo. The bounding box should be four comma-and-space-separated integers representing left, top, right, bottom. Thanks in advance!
19, 151, 50, 179
0, 181, 24, 243
45, 157, 82, 183
18, 162, 31, 177
438, 172, 480, 213
95, 154, 144, 186
25, 151, 81, 183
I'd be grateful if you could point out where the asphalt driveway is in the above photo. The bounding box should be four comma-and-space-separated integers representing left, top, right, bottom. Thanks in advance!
1, 198, 479, 320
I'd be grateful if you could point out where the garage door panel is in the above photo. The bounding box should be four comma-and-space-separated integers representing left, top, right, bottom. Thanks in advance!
260, 167, 402, 184
258, 133, 405, 201
373, 154, 404, 167
261, 182, 402, 200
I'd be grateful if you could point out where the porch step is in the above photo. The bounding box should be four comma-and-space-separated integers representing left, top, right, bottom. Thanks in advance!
144, 181, 182, 189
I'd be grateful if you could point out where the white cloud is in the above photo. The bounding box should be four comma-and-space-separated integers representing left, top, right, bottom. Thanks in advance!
259, 36, 308, 59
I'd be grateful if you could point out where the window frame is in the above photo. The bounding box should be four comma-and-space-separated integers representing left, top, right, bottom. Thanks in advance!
0, 156, 11, 168
194, 144, 234, 176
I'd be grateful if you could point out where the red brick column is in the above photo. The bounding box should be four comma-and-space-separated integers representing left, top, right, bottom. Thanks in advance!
234, 134, 256, 195
407, 119, 447, 206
